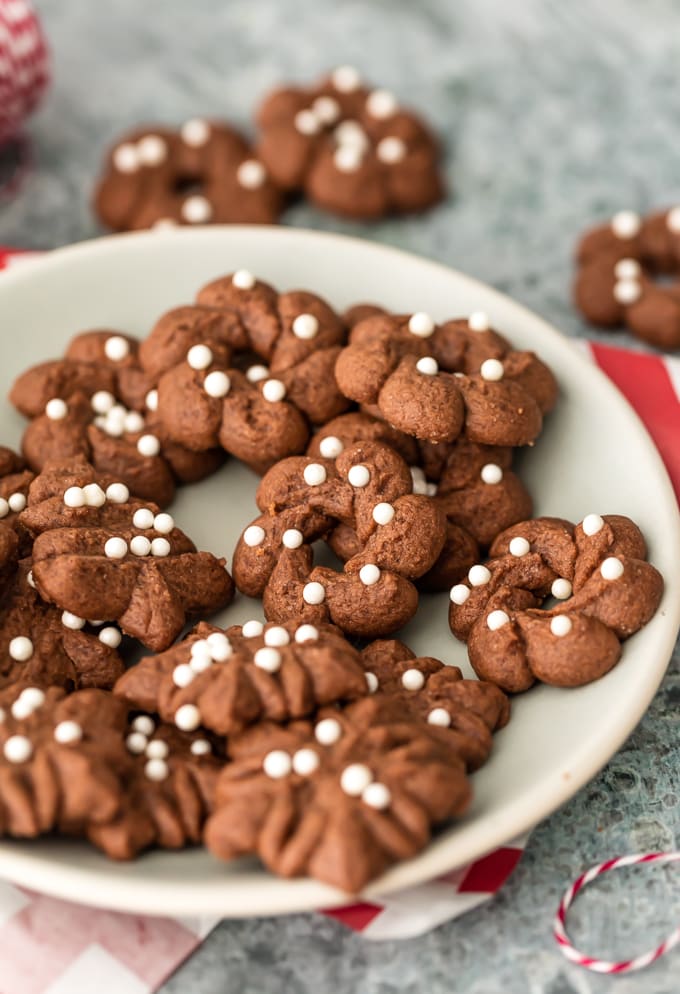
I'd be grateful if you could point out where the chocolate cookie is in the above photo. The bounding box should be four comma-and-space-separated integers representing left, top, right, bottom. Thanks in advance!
93, 122, 283, 232
256, 66, 444, 219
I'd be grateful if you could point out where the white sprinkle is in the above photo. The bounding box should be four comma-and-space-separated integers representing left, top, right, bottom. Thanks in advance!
551, 578, 572, 600
480, 358, 504, 381
63, 486, 85, 508
243, 525, 265, 547
104, 537, 127, 559
319, 436, 343, 459
206, 632, 232, 661
295, 624, 319, 643
187, 344, 213, 370
582, 514, 604, 536
181, 118, 210, 147
416, 356, 439, 376
262, 379, 286, 403
104, 335, 130, 362
611, 210, 641, 239
264, 626, 290, 647
133, 507, 155, 529
294, 109, 321, 135
334, 119, 369, 150
450, 584, 470, 605
242, 620, 264, 638
82, 483, 106, 508
365, 671, 379, 693
130, 535, 151, 557
304, 463, 327, 487
334, 144, 363, 172
401, 668, 425, 690
204, 370, 231, 398
27, 570, 35, 589
190, 739, 212, 756
8, 493, 26, 513
312, 95, 340, 124
246, 364, 269, 383
174, 704, 201, 731
106, 483, 130, 504
124, 411, 144, 434
614, 258, 641, 280
347, 464, 370, 487
126, 731, 149, 754
303, 581, 326, 605
481, 463, 503, 485
428, 708, 452, 727
232, 269, 256, 290
332, 65, 362, 92
91, 390, 115, 414
153, 513, 174, 534
376, 136, 406, 164
292, 747, 320, 776
292, 313, 319, 340
315, 717, 342, 745
372, 502, 395, 526
666, 206, 680, 234
254, 647, 282, 673
613, 279, 641, 306
146, 739, 169, 759
359, 564, 381, 586
8, 636, 33, 661
469, 311, 490, 332
340, 763, 373, 796
137, 134, 167, 166
113, 142, 139, 173
150, 537, 171, 557
0, 498, 8, 518
54, 720, 82, 744
99, 626, 122, 648
145, 758, 169, 781
282, 528, 304, 549
487, 609, 510, 631
137, 434, 161, 457
468, 564, 491, 587
132, 715, 155, 735
237, 159, 267, 189
263, 749, 292, 779
145, 389, 159, 411
3, 735, 32, 763
408, 312, 435, 338
601, 557, 624, 580
181, 195, 213, 224
362, 781, 391, 809
45, 398, 67, 420
366, 88, 398, 119
11, 687, 45, 719
548, 615, 572, 637
62, 611, 85, 630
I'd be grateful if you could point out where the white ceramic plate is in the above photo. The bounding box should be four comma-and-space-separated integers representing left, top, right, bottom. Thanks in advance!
0, 227, 678, 917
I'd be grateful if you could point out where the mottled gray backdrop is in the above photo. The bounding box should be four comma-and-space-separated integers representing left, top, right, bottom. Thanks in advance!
2, 1, 680, 991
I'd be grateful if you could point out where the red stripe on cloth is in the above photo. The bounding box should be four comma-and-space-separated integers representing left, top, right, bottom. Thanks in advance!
321, 901, 384, 932
590, 343, 680, 501
456, 846, 523, 893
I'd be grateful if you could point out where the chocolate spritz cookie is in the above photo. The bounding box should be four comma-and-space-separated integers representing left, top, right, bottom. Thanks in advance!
94, 121, 283, 231
256, 66, 444, 219
574, 207, 680, 349
449, 514, 663, 691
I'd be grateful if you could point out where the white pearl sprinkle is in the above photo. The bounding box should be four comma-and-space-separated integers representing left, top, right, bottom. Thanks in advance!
292, 313, 319, 340
295, 624, 319, 643
551, 578, 573, 600
237, 159, 267, 189
292, 748, 320, 776
282, 528, 304, 549
487, 609, 510, 631
137, 134, 167, 166
7, 492, 26, 513
174, 704, 201, 731
340, 763, 373, 796
304, 463, 327, 486
153, 513, 174, 534
450, 584, 471, 605
263, 749, 292, 779
372, 502, 395, 526
243, 525, 266, 547
181, 117, 210, 147
132, 715, 155, 735
206, 632, 232, 661
481, 463, 503, 485
190, 739, 212, 756
133, 507, 155, 529
83, 483, 106, 508
137, 434, 161, 457
601, 557, 624, 581
3, 735, 32, 763
190, 640, 212, 664
366, 88, 398, 119
667, 206, 680, 234
303, 581, 326, 605
204, 370, 231, 398
334, 144, 363, 173
0, 498, 8, 518
611, 210, 641, 239
550, 615, 573, 637
294, 109, 321, 135
315, 717, 342, 745
359, 564, 381, 586
334, 120, 369, 150
187, 344, 213, 370
124, 411, 144, 434
99, 626, 122, 648
376, 136, 407, 164
104, 335, 130, 362
11, 687, 45, 719
480, 358, 504, 381
582, 513, 604, 536
190, 652, 212, 676
145, 757, 170, 782
264, 626, 290, 648
63, 486, 85, 508
126, 731, 146, 753
254, 647, 282, 673
508, 536, 531, 557
242, 620, 264, 638
262, 379, 286, 403
362, 781, 392, 810
45, 397, 67, 420
408, 312, 435, 338
150, 537, 171, 557
106, 483, 130, 504
416, 356, 439, 376
613, 279, 641, 306
347, 464, 370, 487
469, 311, 490, 332
468, 564, 491, 586
9, 636, 33, 661
145, 389, 159, 411
232, 269, 256, 290
104, 537, 127, 559
129, 535, 151, 557
319, 436, 344, 459
365, 671, 379, 693
113, 143, 139, 173
401, 668, 425, 691
332, 65, 362, 92
181, 195, 213, 224
146, 740, 169, 760
61, 611, 85, 630
54, 720, 82, 744
312, 95, 340, 124
428, 707, 452, 728
614, 258, 641, 280
246, 364, 269, 383
90, 390, 115, 414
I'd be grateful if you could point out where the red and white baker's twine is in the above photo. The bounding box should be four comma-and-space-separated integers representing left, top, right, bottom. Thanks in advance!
0, 0, 49, 146
555, 852, 680, 973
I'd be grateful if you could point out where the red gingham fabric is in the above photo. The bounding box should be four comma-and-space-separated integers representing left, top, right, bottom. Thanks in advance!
0, 0, 49, 146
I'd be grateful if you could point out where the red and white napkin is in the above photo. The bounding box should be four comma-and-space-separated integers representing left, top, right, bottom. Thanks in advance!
0, 0, 49, 146
0, 246, 678, 991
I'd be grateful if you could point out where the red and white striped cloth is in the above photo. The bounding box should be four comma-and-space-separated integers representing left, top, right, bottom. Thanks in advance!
0, 246, 678, 990
0, 0, 49, 146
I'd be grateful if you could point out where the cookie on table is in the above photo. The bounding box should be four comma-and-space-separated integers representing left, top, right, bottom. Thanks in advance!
574, 207, 680, 349
93, 121, 283, 232
114, 619, 369, 738
448, 513, 664, 692
0, 446, 34, 564
255, 66, 444, 219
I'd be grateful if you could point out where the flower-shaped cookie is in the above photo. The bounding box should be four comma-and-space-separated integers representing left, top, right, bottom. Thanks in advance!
448, 514, 663, 691
255, 66, 444, 219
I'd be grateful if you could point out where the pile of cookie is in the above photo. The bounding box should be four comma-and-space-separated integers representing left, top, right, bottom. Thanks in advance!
0, 270, 663, 892
94, 66, 444, 229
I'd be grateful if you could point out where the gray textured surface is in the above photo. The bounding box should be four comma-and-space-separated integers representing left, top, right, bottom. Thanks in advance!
2, 1, 680, 991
